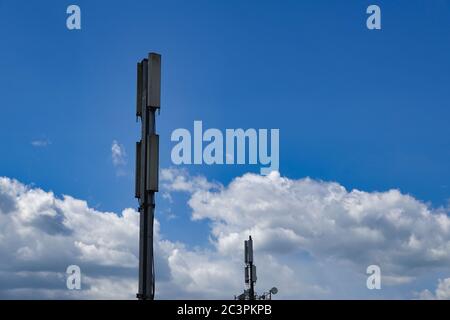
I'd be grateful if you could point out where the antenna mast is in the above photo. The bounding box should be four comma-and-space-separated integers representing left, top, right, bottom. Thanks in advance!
235, 236, 278, 300
245, 236, 256, 300
135, 53, 161, 300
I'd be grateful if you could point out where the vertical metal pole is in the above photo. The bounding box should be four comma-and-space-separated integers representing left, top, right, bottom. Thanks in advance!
146, 108, 156, 300
136, 53, 160, 300
249, 261, 254, 300
245, 235, 255, 300
138, 107, 156, 300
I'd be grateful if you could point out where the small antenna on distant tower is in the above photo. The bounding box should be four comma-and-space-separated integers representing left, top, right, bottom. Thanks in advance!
235, 235, 279, 300
245, 236, 256, 300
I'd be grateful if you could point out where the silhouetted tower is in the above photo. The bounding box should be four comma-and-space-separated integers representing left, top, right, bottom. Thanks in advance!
245, 236, 257, 300
135, 53, 161, 300
235, 236, 278, 300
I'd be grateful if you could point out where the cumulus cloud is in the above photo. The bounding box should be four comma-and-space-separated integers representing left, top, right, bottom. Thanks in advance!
418, 278, 450, 300
0, 170, 449, 299
0, 176, 238, 299
0, 177, 139, 299
161, 168, 450, 298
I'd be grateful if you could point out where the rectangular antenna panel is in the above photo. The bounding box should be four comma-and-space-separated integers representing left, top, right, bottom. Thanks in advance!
245, 239, 253, 264
245, 266, 250, 284
135, 141, 142, 198
147, 53, 161, 108
146, 134, 159, 192
136, 62, 143, 117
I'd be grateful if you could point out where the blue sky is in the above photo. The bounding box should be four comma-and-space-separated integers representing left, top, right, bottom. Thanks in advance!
1, 0, 449, 244
0, 1, 450, 299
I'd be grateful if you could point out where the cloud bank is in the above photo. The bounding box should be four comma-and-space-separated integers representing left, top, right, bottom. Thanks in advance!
0, 170, 449, 299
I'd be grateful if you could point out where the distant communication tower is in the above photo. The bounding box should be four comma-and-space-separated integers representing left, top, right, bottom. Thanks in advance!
245, 236, 257, 300
235, 236, 278, 300
135, 53, 161, 300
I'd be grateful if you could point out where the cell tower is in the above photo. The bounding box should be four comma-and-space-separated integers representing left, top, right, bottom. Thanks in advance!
245, 236, 257, 300
135, 53, 161, 300
235, 236, 278, 300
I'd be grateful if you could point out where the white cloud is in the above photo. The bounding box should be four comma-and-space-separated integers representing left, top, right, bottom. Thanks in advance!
0, 176, 236, 299
418, 278, 450, 300
1, 170, 450, 299
160, 168, 220, 193
31, 139, 51, 147
162, 168, 450, 298
111, 140, 126, 167
111, 140, 127, 176
0, 177, 139, 298
183, 171, 450, 273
